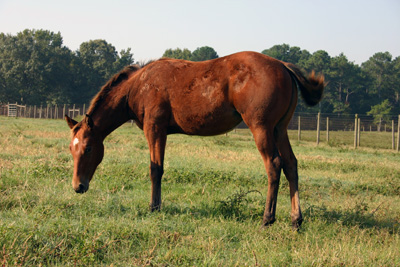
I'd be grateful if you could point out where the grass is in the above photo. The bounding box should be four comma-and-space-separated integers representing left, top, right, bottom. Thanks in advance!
0, 117, 399, 266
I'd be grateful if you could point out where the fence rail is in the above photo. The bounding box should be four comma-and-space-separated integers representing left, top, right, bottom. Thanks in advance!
1, 103, 399, 151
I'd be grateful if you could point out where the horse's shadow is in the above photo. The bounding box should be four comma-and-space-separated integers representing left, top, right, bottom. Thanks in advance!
161, 201, 261, 222
302, 203, 399, 234
158, 200, 399, 234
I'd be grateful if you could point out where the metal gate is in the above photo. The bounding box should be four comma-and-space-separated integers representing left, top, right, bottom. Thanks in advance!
8, 103, 17, 117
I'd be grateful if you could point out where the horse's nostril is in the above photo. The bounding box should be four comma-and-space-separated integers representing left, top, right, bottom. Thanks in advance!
75, 183, 87, 194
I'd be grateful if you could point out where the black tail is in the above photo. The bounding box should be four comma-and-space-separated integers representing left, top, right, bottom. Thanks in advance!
283, 62, 325, 106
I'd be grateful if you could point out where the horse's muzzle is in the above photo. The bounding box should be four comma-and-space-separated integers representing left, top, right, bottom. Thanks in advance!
74, 183, 88, 194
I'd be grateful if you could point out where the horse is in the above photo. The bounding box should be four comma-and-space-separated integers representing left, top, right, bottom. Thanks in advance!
65, 51, 324, 229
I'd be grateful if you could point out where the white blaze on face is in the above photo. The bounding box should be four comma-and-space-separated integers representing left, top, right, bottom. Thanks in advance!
73, 137, 80, 147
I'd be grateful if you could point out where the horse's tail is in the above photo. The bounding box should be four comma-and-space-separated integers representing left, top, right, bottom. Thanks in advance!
283, 62, 325, 106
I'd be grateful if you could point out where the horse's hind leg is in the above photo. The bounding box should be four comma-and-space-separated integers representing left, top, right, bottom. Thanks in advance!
251, 127, 283, 226
276, 130, 303, 229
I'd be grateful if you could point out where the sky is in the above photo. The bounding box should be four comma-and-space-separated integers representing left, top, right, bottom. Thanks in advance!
0, 0, 399, 65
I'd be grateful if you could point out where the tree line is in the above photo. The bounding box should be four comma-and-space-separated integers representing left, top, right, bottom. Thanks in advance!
1, 29, 399, 117
0, 29, 133, 105
261, 44, 400, 118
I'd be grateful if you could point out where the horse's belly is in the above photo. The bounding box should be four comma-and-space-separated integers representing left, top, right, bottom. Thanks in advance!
171, 105, 243, 136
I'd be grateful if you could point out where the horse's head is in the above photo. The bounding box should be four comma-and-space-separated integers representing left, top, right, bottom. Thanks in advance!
65, 115, 104, 193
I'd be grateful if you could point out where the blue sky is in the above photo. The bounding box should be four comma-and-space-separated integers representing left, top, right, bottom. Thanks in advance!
0, 0, 399, 64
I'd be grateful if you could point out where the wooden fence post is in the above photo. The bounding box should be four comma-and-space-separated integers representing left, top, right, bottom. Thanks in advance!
397, 115, 400, 152
357, 118, 361, 147
316, 112, 320, 145
392, 120, 395, 150
354, 114, 358, 148
378, 118, 382, 132
326, 117, 330, 143
63, 104, 66, 117
298, 116, 301, 141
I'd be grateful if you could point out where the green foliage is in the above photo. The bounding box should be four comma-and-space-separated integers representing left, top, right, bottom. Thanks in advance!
263, 44, 400, 115
324, 54, 366, 114
262, 43, 311, 65
162, 47, 192, 60
215, 189, 262, 220
362, 52, 399, 112
190, 46, 218, 61
0, 29, 134, 105
162, 46, 219, 61
367, 99, 393, 125
0, 29, 75, 104
76, 39, 134, 102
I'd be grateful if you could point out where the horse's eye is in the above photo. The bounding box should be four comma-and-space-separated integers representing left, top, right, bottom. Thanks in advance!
84, 146, 92, 154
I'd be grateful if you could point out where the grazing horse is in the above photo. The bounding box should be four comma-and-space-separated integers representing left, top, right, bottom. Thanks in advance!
65, 51, 324, 228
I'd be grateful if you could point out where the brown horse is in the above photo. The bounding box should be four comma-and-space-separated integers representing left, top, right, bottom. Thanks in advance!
65, 51, 324, 228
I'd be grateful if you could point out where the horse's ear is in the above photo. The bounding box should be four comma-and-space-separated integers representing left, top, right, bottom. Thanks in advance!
65, 115, 78, 129
85, 114, 94, 129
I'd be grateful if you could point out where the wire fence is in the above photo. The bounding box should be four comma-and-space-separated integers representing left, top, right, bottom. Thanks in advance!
288, 112, 400, 132
2, 103, 400, 151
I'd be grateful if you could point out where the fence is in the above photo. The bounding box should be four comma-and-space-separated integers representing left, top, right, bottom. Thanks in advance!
285, 112, 400, 151
0, 103, 87, 119
287, 113, 399, 132
1, 103, 400, 151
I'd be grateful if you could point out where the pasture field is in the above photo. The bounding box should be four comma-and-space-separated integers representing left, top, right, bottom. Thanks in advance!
0, 117, 399, 266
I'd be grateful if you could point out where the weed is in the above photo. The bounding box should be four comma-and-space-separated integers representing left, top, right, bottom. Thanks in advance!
215, 188, 262, 220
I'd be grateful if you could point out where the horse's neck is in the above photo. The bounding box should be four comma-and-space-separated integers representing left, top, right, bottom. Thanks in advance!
91, 91, 131, 139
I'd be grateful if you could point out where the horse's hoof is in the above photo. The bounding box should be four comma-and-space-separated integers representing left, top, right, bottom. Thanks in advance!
291, 217, 303, 230
149, 204, 161, 212
262, 216, 276, 227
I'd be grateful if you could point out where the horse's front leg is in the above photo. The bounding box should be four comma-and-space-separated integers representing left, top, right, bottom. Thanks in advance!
144, 124, 167, 211
149, 161, 164, 211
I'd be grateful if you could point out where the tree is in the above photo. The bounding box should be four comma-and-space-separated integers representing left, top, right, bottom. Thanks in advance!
391, 56, 400, 113
190, 46, 218, 61
162, 47, 219, 61
302, 50, 331, 73
78, 40, 118, 80
327, 54, 366, 114
0, 31, 134, 105
261, 44, 310, 65
117, 48, 134, 70
361, 52, 392, 100
0, 29, 75, 104
76, 39, 134, 102
0, 33, 19, 102
162, 48, 192, 60
367, 99, 393, 126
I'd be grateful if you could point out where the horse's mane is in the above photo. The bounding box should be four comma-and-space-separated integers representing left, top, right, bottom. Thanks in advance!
86, 65, 141, 116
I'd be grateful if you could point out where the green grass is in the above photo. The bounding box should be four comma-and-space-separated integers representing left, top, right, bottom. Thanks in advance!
1, 117, 399, 266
